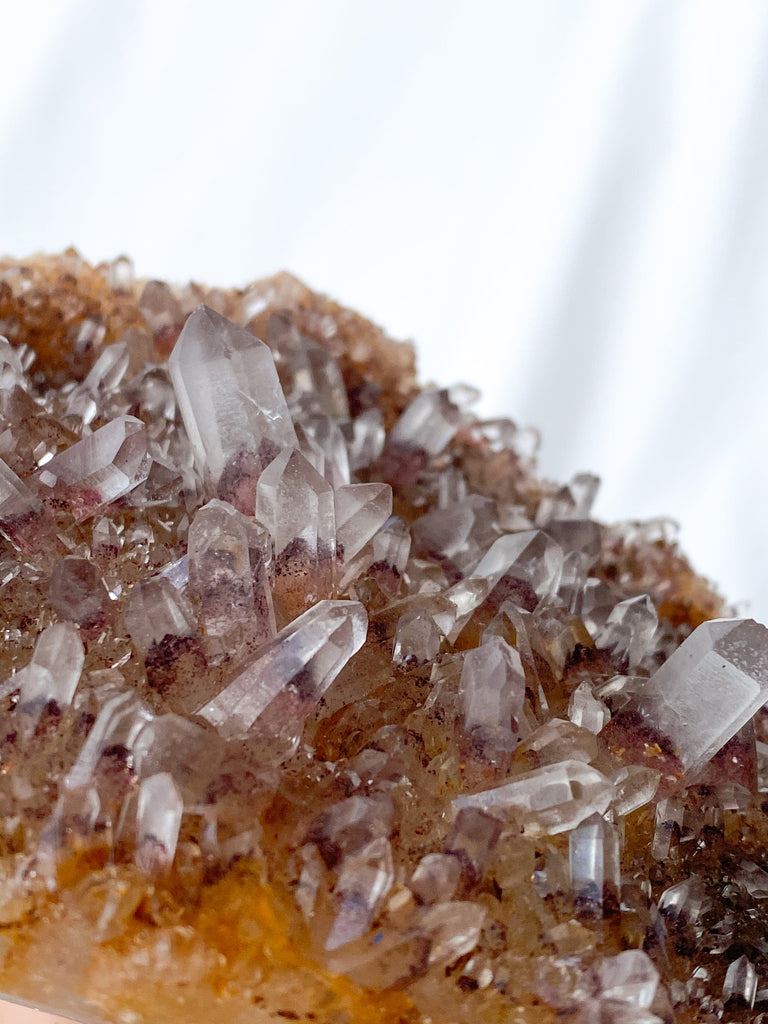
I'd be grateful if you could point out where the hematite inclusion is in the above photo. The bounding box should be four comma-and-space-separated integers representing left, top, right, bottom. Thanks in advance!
0, 251, 766, 1023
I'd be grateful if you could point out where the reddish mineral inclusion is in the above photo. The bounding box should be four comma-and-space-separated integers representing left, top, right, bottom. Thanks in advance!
0, 251, 767, 1024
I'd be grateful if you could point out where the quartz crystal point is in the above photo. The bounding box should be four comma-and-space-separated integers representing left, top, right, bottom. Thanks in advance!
0, 456, 61, 556
4, 622, 85, 737
197, 599, 367, 741
388, 387, 466, 456
124, 575, 197, 652
335, 482, 393, 567
325, 837, 394, 950
256, 447, 335, 610
393, 608, 442, 667
723, 954, 758, 1009
459, 635, 525, 764
453, 760, 613, 836
168, 305, 297, 487
66, 690, 154, 792
187, 498, 275, 652
32, 414, 151, 521
596, 951, 660, 1009
625, 617, 768, 782
569, 812, 620, 910
134, 772, 183, 877
48, 556, 108, 627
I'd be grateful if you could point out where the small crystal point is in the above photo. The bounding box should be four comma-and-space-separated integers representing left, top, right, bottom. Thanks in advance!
723, 954, 758, 1009
335, 482, 393, 565
631, 617, 768, 781
187, 498, 276, 652
0, 456, 62, 557
453, 760, 613, 836
134, 772, 183, 877
569, 812, 620, 910
48, 556, 107, 627
12, 622, 85, 736
596, 950, 660, 1009
197, 599, 368, 741
168, 305, 297, 486
459, 635, 525, 763
32, 414, 151, 521
256, 447, 335, 611
124, 576, 197, 653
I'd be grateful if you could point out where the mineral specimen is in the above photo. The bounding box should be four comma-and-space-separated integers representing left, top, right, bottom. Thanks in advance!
0, 250, 765, 1024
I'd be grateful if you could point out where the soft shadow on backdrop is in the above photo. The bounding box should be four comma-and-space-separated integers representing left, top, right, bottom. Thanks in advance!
2, 0, 768, 627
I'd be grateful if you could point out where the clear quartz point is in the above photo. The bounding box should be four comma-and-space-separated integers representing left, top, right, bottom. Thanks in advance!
32, 414, 151, 521
633, 618, 768, 781
124, 576, 197, 653
723, 954, 758, 1009
325, 837, 394, 950
197, 599, 368, 741
188, 498, 276, 652
66, 691, 154, 792
168, 305, 297, 487
335, 482, 393, 566
256, 447, 335, 609
459, 635, 525, 762
410, 853, 461, 904
446, 530, 563, 641
343, 408, 386, 472
568, 680, 610, 734
569, 812, 620, 909
264, 311, 350, 420
443, 807, 501, 889
0, 336, 26, 389
10, 622, 85, 737
453, 760, 613, 836
596, 595, 658, 669
388, 388, 465, 456
134, 772, 183, 877
596, 950, 660, 1009
0, 456, 60, 556
48, 556, 107, 626
393, 608, 442, 667
373, 516, 411, 573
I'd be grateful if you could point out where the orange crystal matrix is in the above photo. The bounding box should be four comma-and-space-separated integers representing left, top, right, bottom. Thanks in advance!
0, 250, 767, 1024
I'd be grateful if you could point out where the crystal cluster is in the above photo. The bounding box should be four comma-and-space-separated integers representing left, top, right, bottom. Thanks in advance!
0, 251, 766, 1024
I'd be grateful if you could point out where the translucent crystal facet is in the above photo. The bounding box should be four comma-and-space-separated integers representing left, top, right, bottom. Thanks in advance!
629, 618, 768, 781
134, 772, 184, 877
32, 414, 151, 521
335, 482, 393, 566
0, 456, 60, 556
198, 600, 367, 741
168, 305, 297, 487
256, 447, 335, 611
187, 498, 275, 652
6, 622, 85, 737
124, 576, 197, 652
459, 635, 525, 763
569, 813, 620, 909
453, 760, 613, 836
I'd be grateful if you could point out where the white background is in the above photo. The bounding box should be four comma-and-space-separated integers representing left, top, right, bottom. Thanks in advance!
2, 0, 768, 622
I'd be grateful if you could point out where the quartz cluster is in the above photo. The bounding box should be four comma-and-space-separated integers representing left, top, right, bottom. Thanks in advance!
0, 251, 766, 1024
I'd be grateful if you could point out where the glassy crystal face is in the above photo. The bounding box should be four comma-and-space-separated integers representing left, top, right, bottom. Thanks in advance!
0, 254, 765, 1024
33, 414, 152, 521
168, 304, 297, 488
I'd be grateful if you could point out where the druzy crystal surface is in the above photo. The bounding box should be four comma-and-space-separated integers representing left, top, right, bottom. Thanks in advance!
0, 251, 766, 1024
